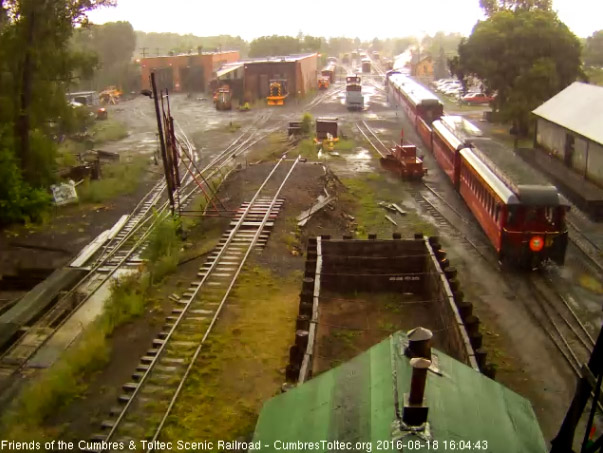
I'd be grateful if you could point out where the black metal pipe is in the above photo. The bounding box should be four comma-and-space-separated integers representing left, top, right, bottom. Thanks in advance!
150, 72, 175, 214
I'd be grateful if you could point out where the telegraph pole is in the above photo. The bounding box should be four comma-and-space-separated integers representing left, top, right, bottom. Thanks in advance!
150, 72, 176, 214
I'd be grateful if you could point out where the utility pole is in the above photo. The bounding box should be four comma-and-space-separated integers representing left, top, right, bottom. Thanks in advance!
150, 72, 176, 214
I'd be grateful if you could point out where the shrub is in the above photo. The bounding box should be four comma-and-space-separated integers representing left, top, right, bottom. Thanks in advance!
0, 131, 51, 225
145, 214, 182, 283
300, 112, 313, 135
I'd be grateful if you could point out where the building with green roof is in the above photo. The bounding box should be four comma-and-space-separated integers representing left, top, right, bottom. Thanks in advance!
253, 331, 546, 452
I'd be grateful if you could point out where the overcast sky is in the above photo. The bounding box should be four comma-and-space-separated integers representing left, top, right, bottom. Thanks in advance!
86, 0, 602, 41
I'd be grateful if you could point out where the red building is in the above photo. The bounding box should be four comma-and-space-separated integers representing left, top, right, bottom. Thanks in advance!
140, 51, 240, 93
241, 53, 318, 101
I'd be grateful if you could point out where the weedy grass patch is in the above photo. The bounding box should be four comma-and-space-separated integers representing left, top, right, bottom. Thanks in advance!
77, 155, 148, 203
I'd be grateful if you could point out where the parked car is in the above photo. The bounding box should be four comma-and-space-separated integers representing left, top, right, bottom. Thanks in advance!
437, 82, 462, 93
460, 92, 495, 104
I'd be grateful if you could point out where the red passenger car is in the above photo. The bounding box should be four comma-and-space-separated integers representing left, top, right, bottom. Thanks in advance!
386, 74, 444, 126
432, 117, 569, 266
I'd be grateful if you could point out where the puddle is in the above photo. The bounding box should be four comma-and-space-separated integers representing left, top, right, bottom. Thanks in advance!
339, 147, 374, 173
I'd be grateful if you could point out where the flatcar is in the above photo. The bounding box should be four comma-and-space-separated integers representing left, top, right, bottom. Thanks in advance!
387, 74, 568, 267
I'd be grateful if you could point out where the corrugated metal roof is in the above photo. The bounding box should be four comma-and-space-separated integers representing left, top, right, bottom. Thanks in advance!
253, 331, 546, 452
216, 63, 243, 78
242, 53, 317, 64
532, 82, 603, 145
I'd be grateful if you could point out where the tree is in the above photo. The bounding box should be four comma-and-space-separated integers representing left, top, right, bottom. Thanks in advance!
371, 38, 383, 52
72, 21, 138, 91
434, 46, 448, 79
479, 0, 552, 16
0, 0, 114, 222
248, 35, 301, 57
457, 9, 582, 134
584, 30, 603, 67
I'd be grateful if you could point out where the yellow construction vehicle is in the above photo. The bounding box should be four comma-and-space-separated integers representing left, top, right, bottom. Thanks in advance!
267, 79, 288, 106
99, 86, 122, 105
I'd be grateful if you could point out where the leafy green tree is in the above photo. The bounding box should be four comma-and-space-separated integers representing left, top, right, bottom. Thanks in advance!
584, 30, 603, 67
479, 0, 552, 16
326, 37, 355, 56
457, 9, 582, 134
248, 35, 301, 57
134, 32, 248, 58
434, 46, 448, 79
302, 35, 323, 53
72, 21, 138, 91
0, 0, 113, 223
371, 38, 383, 52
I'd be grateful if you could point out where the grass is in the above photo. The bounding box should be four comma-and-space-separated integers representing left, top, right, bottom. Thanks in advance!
339, 174, 436, 238
0, 215, 183, 439
77, 155, 148, 203
90, 119, 128, 143
56, 140, 85, 168
245, 132, 290, 162
0, 273, 148, 439
159, 265, 301, 445
144, 214, 183, 283
334, 138, 356, 151
295, 138, 319, 159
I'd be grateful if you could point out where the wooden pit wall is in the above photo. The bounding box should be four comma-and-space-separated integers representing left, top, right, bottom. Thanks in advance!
284, 235, 497, 387
425, 236, 496, 376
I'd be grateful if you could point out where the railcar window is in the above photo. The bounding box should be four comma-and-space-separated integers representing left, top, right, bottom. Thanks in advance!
545, 207, 554, 224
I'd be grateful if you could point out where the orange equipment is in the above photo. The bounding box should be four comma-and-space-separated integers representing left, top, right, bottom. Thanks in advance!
267, 79, 288, 106
380, 143, 427, 180
318, 77, 330, 90
99, 87, 122, 105
214, 86, 232, 110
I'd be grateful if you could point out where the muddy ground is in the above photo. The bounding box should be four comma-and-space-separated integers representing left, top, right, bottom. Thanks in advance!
2, 72, 601, 446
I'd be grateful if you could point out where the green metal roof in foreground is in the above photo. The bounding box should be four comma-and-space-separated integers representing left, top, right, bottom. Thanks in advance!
253, 332, 546, 452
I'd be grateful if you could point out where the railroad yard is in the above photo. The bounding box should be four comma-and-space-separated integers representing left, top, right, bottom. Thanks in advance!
1, 54, 602, 451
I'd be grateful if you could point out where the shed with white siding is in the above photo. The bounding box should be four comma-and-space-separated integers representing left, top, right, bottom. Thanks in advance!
532, 82, 603, 186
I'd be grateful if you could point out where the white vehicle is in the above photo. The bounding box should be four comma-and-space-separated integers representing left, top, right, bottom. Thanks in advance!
438, 81, 462, 93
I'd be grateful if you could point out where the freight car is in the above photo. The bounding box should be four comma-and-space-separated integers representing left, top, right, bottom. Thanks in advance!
386, 75, 568, 267
361, 58, 371, 73
321, 63, 336, 84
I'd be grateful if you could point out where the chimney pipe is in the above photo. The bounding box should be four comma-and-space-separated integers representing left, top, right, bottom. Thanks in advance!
402, 357, 431, 426
406, 326, 433, 360
409, 357, 431, 404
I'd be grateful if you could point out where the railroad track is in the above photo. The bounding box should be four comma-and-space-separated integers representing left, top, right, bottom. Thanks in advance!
355, 120, 389, 158
358, 118, 497, 268
305, 84, 345, 111
89, 155, 300, 453
526, 272, 595, 378
0, 117, 276, 382
566, 217, 603, 276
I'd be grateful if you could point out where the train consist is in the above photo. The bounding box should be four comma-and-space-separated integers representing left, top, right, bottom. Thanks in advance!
386, 74, 569, 267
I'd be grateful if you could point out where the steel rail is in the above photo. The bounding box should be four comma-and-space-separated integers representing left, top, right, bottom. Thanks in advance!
99, 155, 290, 450
146, 155, 301, 450
355, 122, 386, 158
